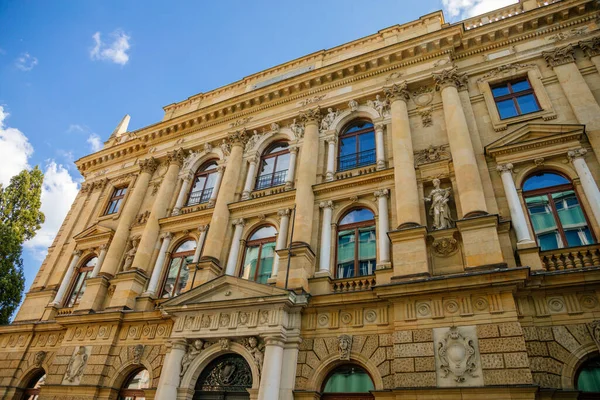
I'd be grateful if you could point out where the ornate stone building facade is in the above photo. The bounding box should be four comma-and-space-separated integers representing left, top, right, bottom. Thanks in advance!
3, 0, 600, 399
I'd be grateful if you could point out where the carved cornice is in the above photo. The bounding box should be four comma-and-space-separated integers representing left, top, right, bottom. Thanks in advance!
579, 36, 600, 58
383, 82, 409, 102
433, 67, 468, 91
543, 44, 576, 67
139, 157, 159, 175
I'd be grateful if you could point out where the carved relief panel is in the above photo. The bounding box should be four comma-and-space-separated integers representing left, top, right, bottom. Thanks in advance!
62, 345, 91, 385
433, 326, 483, 387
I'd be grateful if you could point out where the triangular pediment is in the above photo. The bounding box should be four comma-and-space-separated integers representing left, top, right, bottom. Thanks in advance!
72, 224, 114, 248
485, 123, 584, 158
160, 275, 294, 310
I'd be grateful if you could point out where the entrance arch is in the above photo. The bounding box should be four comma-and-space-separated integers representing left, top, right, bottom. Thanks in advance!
321, 364, 374, 400
193, 354, 252, 400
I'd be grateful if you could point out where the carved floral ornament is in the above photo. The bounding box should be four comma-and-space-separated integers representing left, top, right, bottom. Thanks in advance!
433, 67, 468, 91
431, 237, 459, 257
138, 157, 159, 175
414, 144, 451, 166
542, 44, 576, 67
383, 81, 410, 102
476, 63, 536, 83
580, 36, 600, 58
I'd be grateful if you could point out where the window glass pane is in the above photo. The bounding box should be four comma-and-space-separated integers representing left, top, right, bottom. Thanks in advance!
525, 195, 563, 251
174, 258, 191, 296
358, 132, 375, 152
492, 85, 510, 97
516, 94, 540, 114
344, 121, 373, 134
538, 232, 562, 251
161, 258, 182, 298
249, 226, 277, 240
204, 172, 217, 189
496, 99, 518, 119
339, 136, 357, 157
242, 246, 259, 281
201, 162, 217, 172
259, 157, 275, 175
323, 366, 375, 393
266, 142, 288, 154
511, 79, 531, 92
126, 369, 150, 389
275, 153, 290, 172
564, 228, 593, 247
523, 173, 570, 191
257, 243, 275, 284
577, 358, 600, 392
552, 190, 594, 247
66, 273, 86, 307
190, 176, 207, 193
337, 229, 356, 278
358, 227, 376, 276
340, 208, 375, 225
175, 240, 196, 254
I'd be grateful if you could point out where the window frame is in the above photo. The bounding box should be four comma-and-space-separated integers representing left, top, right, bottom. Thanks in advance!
337, 120, 376, 172
186, 160, 219, 206
255, 142, 290, 190
105, 187, 128, 215
118, 369, 149, 400
239, 225, 277, 283
490, 77, 541, 120
64, 256, 97, 308
159, 239, 196, 299
334, 208, 377, 279
23, 370, 46, 400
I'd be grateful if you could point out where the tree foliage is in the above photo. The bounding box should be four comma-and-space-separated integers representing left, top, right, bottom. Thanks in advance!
0, 167, 45, 324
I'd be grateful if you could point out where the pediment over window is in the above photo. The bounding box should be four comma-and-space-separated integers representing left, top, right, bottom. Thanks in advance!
72, 224, 114, 249
485, 123, 585, 162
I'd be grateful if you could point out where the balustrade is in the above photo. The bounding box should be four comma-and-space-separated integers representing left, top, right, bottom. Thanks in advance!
540, 244, 600, 271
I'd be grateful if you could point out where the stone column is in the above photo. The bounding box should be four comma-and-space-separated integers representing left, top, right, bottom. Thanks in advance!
100, 158, 158, 277
384, 82, 421, 227
317, 201, 334, 276
203, 131, 246, 262
155, 339, 187, 400
192, 225, 208, 263
279, 338, 301, 400
272, 209, 290, 278
50, 250, 81, 306
325, 136, 337, 181
225, 219, 245, 276
580, 37, 600, 80
258, 337, 285, 400
544, 44, 600, 156
569, 148, 600, 225
284, 145, 298, 189
375, 122, 386, 170
171, 172, 194, 216
90, 244, 108, 278
434, 68, 488, 217
132, 149, 185, 272
497, 164, 533, 243
242, 155, 259, 200
144, 232, 173, 297
208, 165, 225, 207
374, 189, 391, 266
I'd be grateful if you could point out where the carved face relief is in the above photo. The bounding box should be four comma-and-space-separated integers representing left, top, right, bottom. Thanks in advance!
433, 326, 483, 387
338, 334, 353, 361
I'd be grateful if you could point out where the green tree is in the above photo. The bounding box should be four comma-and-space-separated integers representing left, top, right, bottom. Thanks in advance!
0, 167, 45, 324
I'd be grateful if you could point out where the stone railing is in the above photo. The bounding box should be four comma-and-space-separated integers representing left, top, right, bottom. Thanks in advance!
250, 185, 288, 199
540, 244, 600, 271
331, 275, 376, 293
57, 307, 74, 316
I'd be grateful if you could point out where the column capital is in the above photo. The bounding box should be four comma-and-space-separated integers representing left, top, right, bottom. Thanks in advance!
99, 243, 108, 251
374, 122, 385, 132
383, 81, 409, 102
73, 250, 82, 257
433, 67, 468, 91
277, 208, 291, 218
227, 129, 248, 148
579, 37, 600, 58
166, 339, 188, 351
216, 163, 226, 173
325, 135, 338, 144
198, 224, 209, 233
299, 107, 322, 126
568, 148, 587, 161
543, 44, 576, 67
139, 157, 159, 175
232, 218, 246, 227
262, 335, 286, 347
496, 163, 514, 174
247, 154, 259, 165
161, 232, 173, 240
319, 200, 334, 210
374, 188, 389, 198
167, 148, 186, 167
289, 144, 299, 154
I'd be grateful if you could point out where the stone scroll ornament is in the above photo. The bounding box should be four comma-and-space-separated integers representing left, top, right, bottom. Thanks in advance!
437, 326, 478, 383
64, 346, 89, 383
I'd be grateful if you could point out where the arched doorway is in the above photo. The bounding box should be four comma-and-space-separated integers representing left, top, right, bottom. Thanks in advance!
322, 364, 374, 400
194, 354, 252, 400
118, 368, 150, 400
22, 369, 46, 400
576, 356, 600, 399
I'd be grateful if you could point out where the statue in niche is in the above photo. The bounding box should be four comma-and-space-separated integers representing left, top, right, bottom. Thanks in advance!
180, 339, 204, 378
424, 178, 453, 230
122, 237, 139, 270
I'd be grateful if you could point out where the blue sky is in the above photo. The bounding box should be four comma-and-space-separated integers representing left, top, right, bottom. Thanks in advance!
0, 0, 516, 298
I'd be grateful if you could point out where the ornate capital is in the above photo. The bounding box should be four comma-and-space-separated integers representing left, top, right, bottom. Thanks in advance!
383, 81, 409, 102
496, 163, 514, 174
299, 107, 321, 125
139, 157, 159, 175
227, 129, 248, 148
161, 232, 173, 240
568, 148, 587, 161
289, 144, 299, 154
325, 135, 337, 144
580, 37, 600, 58
247, 155, 259, 165
543, 44, 576, 67
216, 164, 226, 173
99, 243, 108, 251
319, 200, 334, 210
374, 188, 389, 199
167, 148, 186, 167
232, 218, 245, 227
73, 250, 82, 257
167, 339, 189, 351
433, 67, 468, 91
374, 122, 385, 132
277, 208, 291, 218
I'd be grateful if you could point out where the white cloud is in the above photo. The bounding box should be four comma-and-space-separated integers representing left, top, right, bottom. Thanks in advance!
0, 106, 34, 186
15, 52, 38, 71
90, 30, 131, 65
87, 133, 103, 152
442, 0, 518, 19
24, 161, 79, 260
67, 124, 86, 134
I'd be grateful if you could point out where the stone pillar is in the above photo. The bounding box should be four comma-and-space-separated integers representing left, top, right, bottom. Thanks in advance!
325, 136, 337, 181
580, 37, 600, 82
375, 122, 386, 170
434, 68, 488, 217
272, 209, 290, 279
384, 82, 421, 227
497, 164, 533, 243
284, 145, 298, 189
242, 155, 259, 200
132, 149, 185, 272
208, 165, 225, 207
90, 244, 108, 278
203, 131, 246, 263
144, 232, 173, 297
225, 219, 245, 276
155, 339, 187, 400
258, 337, 285, 400
375, 189, 391, 266
544, 44, 600, 156
171, 172, 193, 216
569, 148, 600, 225
192, 225, 208, 263
50, 250, 81, 306
279, 338, 301, 400
317, 201, 334, 276
100, 158, 158, 277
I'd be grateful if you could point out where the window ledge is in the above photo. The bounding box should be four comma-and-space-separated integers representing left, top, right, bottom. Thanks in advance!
250, 184, 290, 199
494, 109, 556, 132
334, 164, 378, 180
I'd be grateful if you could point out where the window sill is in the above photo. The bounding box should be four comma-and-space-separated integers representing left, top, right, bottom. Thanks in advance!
334, 164, 378, 180
493, 109, 556, 132
249, 184, 290, 200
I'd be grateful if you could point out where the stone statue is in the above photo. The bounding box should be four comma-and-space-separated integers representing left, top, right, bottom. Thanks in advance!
320, 108, 339, 131
245, 336, 264, 377
424, 178, 452, 230
65, 346, 88, 383
290, 118, 305, 139
220, 139, 231, 156
368, 94, 389, 117
180, 339, 204, 377
122, 237, 139, 270
348, 99, 359, 112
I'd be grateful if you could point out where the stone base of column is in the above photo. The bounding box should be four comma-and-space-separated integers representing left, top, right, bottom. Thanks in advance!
75, 276, 110, 313
455, 215, 504, 269
189, 258, 222, 289
275, 244, 315, 292
106, 269, 148, 310
307, 275, 332, 295
388, 226, 430, 280
517, 240, 543, 270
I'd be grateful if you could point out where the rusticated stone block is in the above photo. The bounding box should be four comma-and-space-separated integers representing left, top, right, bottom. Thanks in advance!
297, 351, 306, 364
412, 329, 433, 343
567, 324, 593, 346
361, 335, 379, 358
503, 352, 529, 368
483, 368, 533, 385
552, 326, 580, 353
538, 327, 553, 341
522, 326, 538, 341
478, 337, 526, 353
386, 347, 394, 360
301, 364, 312, 379
532, 372, 561, 389
526, 341, 548, 356
394, 342, 434, 358
313, 338, 329, 360
299, 338, 313, 351
547, 341, 571, 363
379, 333, 393, 346
480, 353, 504, 369
371, 347, 387, 366
324, 336, 338, 355
394, 330, 413, 344
393, 358, 414, 373
306, 351, 320, 370
395, 372, 436, 387
476, 324, 499, 338
414, 357, 435, 372
295, 376, 308, 390
498, 322, 522, 337
383, 374, 394, 389
378, 360, 390, 377
352, 335, 366, 354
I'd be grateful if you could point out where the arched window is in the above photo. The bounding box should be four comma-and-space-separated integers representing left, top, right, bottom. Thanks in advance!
118, 369, 150, 400
65, 256, 98, 308
576, 356, 600, 398
187, 161, 219, 206
240, 226, 277, 284
523, 172, 595, 251
338, 120, 376, 171
160, 240, 196, 298
336, 208, 376, 278
255, 142, 290, 190
322, 365, 374, 399
195, 354, 252, 399
23, 370, 45, 400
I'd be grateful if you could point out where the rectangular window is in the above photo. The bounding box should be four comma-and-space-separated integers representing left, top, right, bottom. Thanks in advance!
491, 78, 541, 119
105, 187, 127, 215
